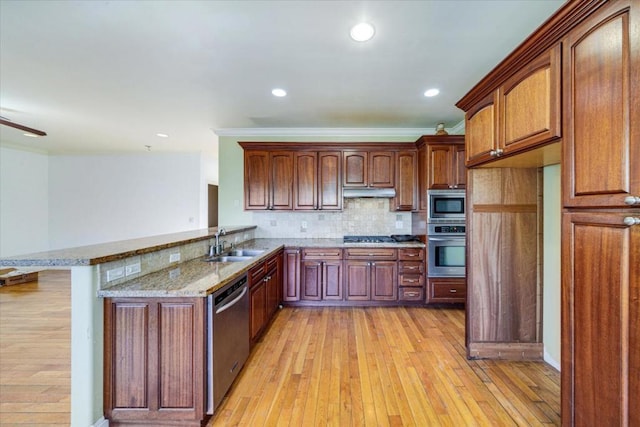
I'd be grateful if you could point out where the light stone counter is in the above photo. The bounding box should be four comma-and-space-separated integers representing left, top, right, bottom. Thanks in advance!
97, 238, 425, 298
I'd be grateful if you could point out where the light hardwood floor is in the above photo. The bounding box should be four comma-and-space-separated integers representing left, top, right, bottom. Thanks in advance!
0, 270, 71, 426
0, 271, 560, 427
209, 307, 560, 426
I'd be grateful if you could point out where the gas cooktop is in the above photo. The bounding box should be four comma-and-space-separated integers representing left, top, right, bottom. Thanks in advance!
343, 235, 420, 243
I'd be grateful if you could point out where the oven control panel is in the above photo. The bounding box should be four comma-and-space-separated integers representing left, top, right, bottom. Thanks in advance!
429, 225, 466, 234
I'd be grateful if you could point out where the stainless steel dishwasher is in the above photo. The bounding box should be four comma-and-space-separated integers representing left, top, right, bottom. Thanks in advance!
207, 274, 249, 413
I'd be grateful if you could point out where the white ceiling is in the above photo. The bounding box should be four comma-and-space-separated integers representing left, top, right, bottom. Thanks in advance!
0, 0, 565, 154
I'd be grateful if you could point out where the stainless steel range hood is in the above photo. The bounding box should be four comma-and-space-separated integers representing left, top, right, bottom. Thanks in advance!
343, 188, 396, 198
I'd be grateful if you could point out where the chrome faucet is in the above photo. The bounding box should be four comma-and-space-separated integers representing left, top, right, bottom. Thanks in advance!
213, 228, 226, 255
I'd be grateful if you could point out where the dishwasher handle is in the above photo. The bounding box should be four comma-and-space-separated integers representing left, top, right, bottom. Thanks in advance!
215, 286, 248, 314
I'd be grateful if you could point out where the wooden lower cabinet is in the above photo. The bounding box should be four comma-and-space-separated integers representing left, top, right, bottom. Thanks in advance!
562, 211, 640, 426
344, 260, 397, 301
427, 278, 466, 304
249, 251, 282, 346
104, 297, 207, 426
300, 248, 343, 301
283, 248, 301, 302
249, 280, 267, 344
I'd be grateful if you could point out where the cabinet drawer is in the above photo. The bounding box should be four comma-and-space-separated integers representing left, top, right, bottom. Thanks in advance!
301, 248, 343, 260
398, 248, 424, 261
344, 248, 397, 260
399, 287, 424, 301
431, 282, 466, 299
399, 274, 424, 287
248, 263, 266, 287
398, 261, 424, 274
266, 253, 280, 271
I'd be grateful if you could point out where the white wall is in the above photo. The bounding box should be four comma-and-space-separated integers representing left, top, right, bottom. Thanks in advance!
543, 164, 561, 369
0, 146, 50, 256
48, 152, 203, 249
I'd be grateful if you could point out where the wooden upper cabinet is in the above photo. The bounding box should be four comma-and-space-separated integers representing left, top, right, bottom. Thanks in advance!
343, 150, 394, 188
427, 143, 466, 190
465, 45, 561, 167
499, 44, 561, 152
393, 150, 417, 211
294, 151, 342, 211
465, 93, 497, 166
317, 152, 342, 210
417, 144, 428, 212
563, 1, 639, 208
244, 150, 293, 210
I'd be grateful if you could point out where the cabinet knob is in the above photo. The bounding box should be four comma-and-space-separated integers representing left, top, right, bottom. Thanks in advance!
490, 149, 504, 157
624, 196, 640, 205
449, 289, 457, 293
623, 217, 640, 226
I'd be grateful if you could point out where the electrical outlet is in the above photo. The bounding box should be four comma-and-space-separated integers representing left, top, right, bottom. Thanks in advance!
169, 268, 180, 279
125, 262, 141, 276
301, 220, 308, 229
395, 220, 404, 229
169, 252, 181, 263
106, 267, 125, 282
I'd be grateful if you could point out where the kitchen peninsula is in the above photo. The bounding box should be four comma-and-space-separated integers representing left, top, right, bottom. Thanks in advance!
0, 226, 425, 426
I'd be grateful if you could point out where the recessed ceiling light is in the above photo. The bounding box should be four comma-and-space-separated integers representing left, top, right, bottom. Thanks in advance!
350, 22, 375, 42
424, 88, 440, 97
23, 133, 39, 138
156, 133, 169, 138
272, 88, 287, 97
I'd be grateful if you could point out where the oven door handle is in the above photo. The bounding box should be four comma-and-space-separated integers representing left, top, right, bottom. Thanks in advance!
215, 286, 248, 314
428, 237, 465, 241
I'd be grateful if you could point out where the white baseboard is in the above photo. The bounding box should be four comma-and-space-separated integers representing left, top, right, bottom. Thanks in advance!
92, 417, 109, 427
544, 348, 561, 371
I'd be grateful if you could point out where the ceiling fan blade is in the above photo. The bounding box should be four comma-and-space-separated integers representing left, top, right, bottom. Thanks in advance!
0, 117, 47, 136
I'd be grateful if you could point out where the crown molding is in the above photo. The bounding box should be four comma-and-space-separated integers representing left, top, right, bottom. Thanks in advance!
214, 127, 443, 138
450, 120, 465, 135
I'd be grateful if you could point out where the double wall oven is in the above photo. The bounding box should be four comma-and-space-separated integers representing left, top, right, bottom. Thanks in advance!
427, 190, 466, 277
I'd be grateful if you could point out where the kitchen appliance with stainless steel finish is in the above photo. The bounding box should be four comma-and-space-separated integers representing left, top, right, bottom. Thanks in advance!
343, 235, 421, 244
427, 189, 466, 222
427, 223, 466, 277
207, 274, 249, 413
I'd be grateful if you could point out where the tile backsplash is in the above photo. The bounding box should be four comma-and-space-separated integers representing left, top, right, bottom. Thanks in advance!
254, 198, 412, 238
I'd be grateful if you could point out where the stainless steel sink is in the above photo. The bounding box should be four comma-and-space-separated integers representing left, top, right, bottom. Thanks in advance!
203, 255, 254, 263
225, 249, 265, 257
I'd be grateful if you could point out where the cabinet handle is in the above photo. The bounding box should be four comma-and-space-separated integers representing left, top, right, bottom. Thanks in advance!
407, 254, 417, 257
490, 149, 504, 157
406, 279, 417, 283
624, 196, 640, 205
405, 292, 418, 297
449, 289, 457, 293
623, 217, 640, 226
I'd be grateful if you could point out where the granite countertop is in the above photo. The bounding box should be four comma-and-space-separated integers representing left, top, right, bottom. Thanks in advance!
0, 226, 256, 267
98, 238, 425, 298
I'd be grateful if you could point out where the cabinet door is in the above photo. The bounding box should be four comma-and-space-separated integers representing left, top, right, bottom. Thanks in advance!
249, 282, 266, 343
371, 261, 397, 301
294, 152, 317, 210
344, 261, 371, 301
369, 151, 395, 188
418, 145, 428, 212
318, 151, 342, 210
265, 267, 279, 318
244, 151, 270, 210
563, 1, 639, 208
452, 144, 466, 189
465, 93, 497, 166
343, 151, 368, 187
427, 145, 454, 189
283, 249, 300, 302
270, 152, 294, 210
561, 211, 640, 426
393, 150, 417, 211
499, 44, 561, 154
104, 298, 206, 423
322, 261, 343, 300
300, 260, 322, 301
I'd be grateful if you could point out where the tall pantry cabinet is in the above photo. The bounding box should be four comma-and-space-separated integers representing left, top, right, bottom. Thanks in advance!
457, 1, 639, 425
560, 1, 639, 425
